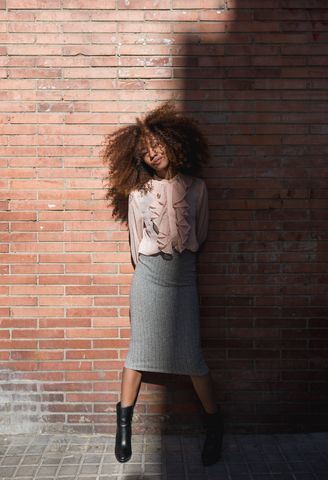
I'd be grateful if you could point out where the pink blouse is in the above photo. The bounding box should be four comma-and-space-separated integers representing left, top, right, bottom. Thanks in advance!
128, 172, 208, 266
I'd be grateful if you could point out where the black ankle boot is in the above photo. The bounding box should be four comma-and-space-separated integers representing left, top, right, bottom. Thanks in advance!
115, 401, 134, 463
201, 405, 224, 466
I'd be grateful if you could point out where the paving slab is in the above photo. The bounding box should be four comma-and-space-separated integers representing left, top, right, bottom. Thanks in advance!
0, 432, 327, 479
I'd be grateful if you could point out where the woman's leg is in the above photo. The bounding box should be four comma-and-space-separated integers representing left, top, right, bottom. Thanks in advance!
191, 371, 224, 466
120, 367, 142, 407
190, 371, 218, 413
115, 367, 142, 463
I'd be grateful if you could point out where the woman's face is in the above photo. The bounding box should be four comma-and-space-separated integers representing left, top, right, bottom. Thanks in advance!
141, 135, 170, 178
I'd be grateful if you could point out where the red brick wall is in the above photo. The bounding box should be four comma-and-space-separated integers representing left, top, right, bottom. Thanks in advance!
1, 0, 327, 434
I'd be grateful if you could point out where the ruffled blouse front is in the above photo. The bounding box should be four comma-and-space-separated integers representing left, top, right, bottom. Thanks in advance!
128, 172, 208, 266
149, 173, 193, 255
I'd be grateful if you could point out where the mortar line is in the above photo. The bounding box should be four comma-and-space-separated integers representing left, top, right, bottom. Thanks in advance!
95, 437, 107, 479
180, 434, 189, 480
32, 435, 54, 479
291, 433, 321, 480
0, 436, 14, 466
140, 434, 146, 479
8, 436, 39, 480
161, 434, 167, 480
236, 434, 255, 480
272, 434, 301, 480
60, 435, 89, 480
221, 436, 233, 480
52, 436, 73, 480
256, 435, 276, 480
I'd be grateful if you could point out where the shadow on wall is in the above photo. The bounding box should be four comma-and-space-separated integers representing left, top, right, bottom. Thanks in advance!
142, 1, 328, 435
178, 1, 328, 436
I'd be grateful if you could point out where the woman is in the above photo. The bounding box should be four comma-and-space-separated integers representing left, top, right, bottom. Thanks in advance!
102, 102, 223, 467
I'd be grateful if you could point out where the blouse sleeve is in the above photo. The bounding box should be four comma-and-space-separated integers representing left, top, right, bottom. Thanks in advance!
128, 191, 144, 267
196, 181, 209, 246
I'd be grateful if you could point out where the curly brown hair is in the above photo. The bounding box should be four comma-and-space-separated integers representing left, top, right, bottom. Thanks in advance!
101, 102, 210, 221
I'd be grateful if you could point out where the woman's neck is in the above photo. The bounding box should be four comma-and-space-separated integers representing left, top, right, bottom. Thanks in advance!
155, 165, 178, 180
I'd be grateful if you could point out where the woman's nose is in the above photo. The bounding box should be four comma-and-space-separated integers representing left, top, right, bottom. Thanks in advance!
149, 147, 155, 158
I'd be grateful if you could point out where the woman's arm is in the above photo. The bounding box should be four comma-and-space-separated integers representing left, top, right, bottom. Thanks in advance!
128, 192, 144, 268
196, 181, 209, 247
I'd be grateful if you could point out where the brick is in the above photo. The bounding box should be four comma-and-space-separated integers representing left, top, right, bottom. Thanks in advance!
12, 328, 64, 339
10, 180, 63, 189
201, 34, 253, 44
282, 45, 327, 55
66, 328, 118, 338
38, 256, 90, 269
39, 319, 91, 332
12, 351, 63, 361
38, 340, 92, 351
39, 296, 92, 306
255, 33, 307, 44
254, 79, 307, 90
228, 0, 277, 7
0, 254, 37, 264
119, 68, 171, 78
65, 265, 118, 274
11, 266, 63, 276
10, 243, 63, 252
173, 0, 224, 7
11, 307, 65, 318
66, 308, 118, 317
11, 286, 64, 295
39, 275, 91, 285
254, 57, 306, 67
174, 68, 225, 79
119, 23, 171, 34
282, 0, 328, 7
282, 21, 328, 32
146, 11, 197, 21
254, 11, 303, 21
63, 0, 115, 8
174, 23, 225, 33
228, 22, 280, 33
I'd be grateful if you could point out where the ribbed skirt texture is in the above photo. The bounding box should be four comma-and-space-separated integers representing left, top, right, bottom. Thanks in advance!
124, 249, 209, 376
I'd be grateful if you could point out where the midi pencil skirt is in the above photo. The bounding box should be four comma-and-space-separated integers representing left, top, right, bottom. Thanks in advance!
124, 248, 209, 376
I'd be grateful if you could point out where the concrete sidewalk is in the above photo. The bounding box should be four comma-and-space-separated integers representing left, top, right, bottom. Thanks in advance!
0, 432, 327, 480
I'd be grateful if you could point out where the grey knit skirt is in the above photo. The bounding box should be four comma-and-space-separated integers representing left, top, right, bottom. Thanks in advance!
124, 248, 209, 376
